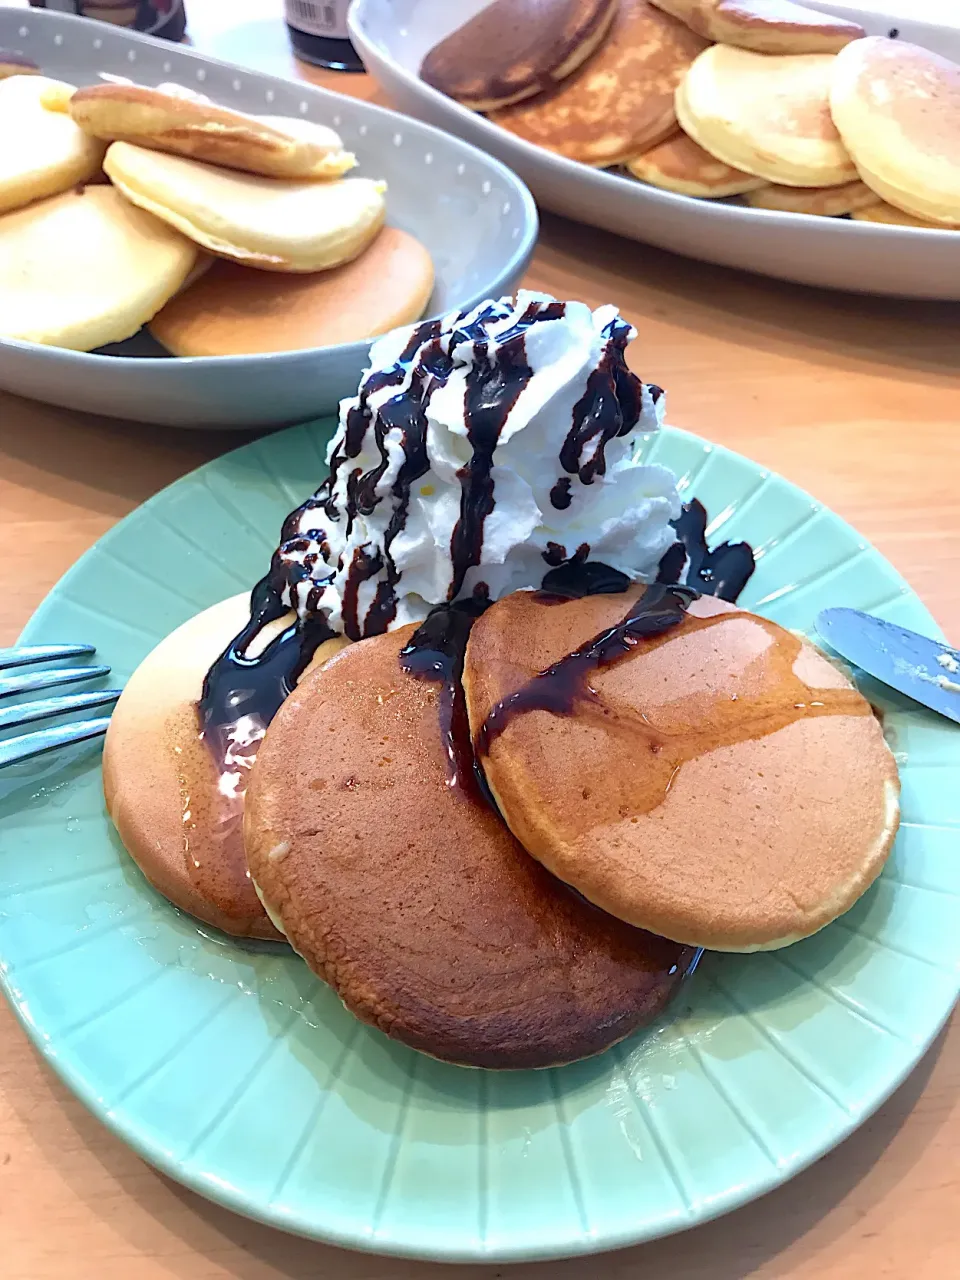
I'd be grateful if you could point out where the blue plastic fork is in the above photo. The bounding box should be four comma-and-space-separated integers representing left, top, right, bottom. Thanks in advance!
0, 645, 122, 768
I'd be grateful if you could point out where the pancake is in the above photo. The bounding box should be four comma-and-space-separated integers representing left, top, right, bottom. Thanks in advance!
244, 617, 698, 1069
650, 0, 863, 54
0, 75, 105, 214
149, 227, 434, 356
490, 1, 707, 167
463, 586, 900, 952
0, 50, 40, 79
830, 37, 960, 227
744, 178, 879, 216
103, 141, 386, 272
852, 200, 957, 229
70, 82, 355, 179
104, 594, 348, 940
627, 130, 766, 196
676, 45, 856, 187
420, 0, 618, 112
0, 185, 198, 349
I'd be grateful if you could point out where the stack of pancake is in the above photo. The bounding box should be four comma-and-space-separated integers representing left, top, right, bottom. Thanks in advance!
104, 564, 899, 1070
421, 0, 960, 228
0, 73, 433, 353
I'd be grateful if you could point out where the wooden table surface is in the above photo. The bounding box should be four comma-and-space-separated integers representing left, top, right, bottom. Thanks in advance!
1, 2, 958, 1277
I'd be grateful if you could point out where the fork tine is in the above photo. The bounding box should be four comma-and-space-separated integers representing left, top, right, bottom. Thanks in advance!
0, 665, 111, 700
0, 689, 122, 732
0, 644, 97, 670
0, 717, 113, 769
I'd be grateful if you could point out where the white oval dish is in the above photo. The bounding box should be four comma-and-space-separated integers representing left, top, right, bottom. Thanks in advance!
350, 0, 960, 300
0, 8, 538, 428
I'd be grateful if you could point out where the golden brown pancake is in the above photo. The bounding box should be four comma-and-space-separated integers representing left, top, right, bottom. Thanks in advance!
744, 178, 879, 216
464, 587, 900, 953
420, 0, 618, 112
627, 130, 766, 196
0, 186, 197, 351
676, 45, 856, 187
491, 1, 708, 167
245, 620, 698, 1069
649, 0, 863, 53
103, 142, 386, 272
830, 37, 960, 227
0, 51, 40, 80
149, 227, 434, 356
852, 200, 957, 229
70, 82, 355, 179
0, 75, 106, 215
104, 595, 347, 940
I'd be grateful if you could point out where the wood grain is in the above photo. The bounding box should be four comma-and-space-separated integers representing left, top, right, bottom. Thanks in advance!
0, 2, 957, 1277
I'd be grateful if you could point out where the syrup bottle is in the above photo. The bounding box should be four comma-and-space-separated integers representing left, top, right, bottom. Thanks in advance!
284, 0, 364, 72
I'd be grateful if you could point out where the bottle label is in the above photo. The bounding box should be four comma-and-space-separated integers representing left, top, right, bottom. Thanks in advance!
285, 0, 350, 40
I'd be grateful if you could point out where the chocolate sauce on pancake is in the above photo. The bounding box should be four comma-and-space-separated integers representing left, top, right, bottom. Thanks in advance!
657, 498, 755, 602
399, 597, 490, 799
474, 593, 869, 821
475, 583, 696, 756
190, 553, 336, 905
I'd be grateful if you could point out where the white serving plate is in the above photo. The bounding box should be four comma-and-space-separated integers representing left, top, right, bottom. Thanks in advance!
0, 9, 538, 427
350, 0, 960, 299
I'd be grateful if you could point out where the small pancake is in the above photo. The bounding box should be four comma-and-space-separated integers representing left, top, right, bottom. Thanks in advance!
650, 0, 863, 54
104, 595, 347, 940
103, 141, 386, 272
0, 75, 105, 214
830, 37, 960, 227
676, 45, 856, 187
245, 621, 697, 1069
628, 130, 766, 196
149, 227, 434, 356
490, 1, 707, 167
0, 50, 40, 79
464, 587, 900, 952
70, 82, 355, 179
0, 185, 197, 349
420, 0, 618, 111
744, 178, 879, 216
852, 200, 957, 230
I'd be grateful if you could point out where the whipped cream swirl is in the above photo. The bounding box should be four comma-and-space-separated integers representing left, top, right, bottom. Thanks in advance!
273, 291, 680, 640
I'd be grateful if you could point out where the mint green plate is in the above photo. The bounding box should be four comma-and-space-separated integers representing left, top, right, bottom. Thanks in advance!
1, 424, 958, 1263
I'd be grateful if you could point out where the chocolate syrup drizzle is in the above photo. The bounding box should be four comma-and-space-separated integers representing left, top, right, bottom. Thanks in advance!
474, 584, 697, 758
197, 556, 337, 772
657, 498, 755, 603
399, 598, 490, 799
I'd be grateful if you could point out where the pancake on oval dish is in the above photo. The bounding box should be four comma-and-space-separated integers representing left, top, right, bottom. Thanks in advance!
627, 130, 766, 197
149, 226, 435, 356
830, 37, 960, 227
420, 0, 619, 111
70, 81, 356, 179
0, 74, 105, 215
676, 45, 857, 187
851, 201, 957, 229
463, 585, 900, 953
491, 0, 708, 168
0, 185, 197, 350
103, 141, 386, 271
744, 179, 879, 216
649, 0, 864, 53
244, 619, 699, 1069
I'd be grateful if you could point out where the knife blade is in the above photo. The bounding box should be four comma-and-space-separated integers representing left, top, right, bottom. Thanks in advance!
816, 608, 960, 726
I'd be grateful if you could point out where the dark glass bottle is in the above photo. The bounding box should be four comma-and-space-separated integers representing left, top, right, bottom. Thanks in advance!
27, 1, 187, 42
284, 0, 364, 73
